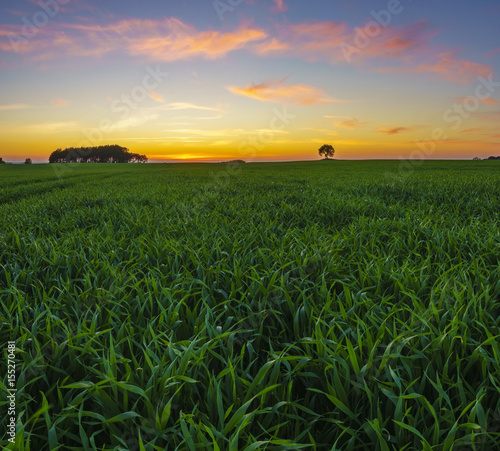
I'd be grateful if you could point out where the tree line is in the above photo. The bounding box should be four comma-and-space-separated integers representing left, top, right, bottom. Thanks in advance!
48, 145, 147, 163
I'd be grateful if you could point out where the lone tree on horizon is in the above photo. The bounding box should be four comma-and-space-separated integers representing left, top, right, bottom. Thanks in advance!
318, 144, 335, 159
24, 158, 32, 164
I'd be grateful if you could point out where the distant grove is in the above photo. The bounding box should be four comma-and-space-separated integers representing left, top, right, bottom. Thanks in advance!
48, 145, 148, 163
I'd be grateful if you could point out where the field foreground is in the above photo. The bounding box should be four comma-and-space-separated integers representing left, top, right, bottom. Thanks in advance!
1, 160, 500, 450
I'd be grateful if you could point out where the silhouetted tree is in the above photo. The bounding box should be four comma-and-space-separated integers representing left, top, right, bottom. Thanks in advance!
318, 144, 335, 159
0, 157, 5, 164
24, 158, 32, 164
472, 157, 481, 160
48, 145, 148, 163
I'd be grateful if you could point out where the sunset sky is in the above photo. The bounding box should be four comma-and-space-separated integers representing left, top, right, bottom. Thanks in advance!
0, 0, 499, 162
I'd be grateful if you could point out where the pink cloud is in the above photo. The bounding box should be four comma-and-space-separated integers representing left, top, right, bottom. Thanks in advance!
6, 10, 25, 17
255, 20, 490, 84
271, 0, 288, 13
485, 48, 500, 58
126, 22, 267, 61
228, 78, 343, 105
254, 20, 433, 63
269, 21, 349, 58
51, 98, 69, 107
350, 21, 434, 61
457, 97, 500, 106
0, 18, 267, 61
416, 52, 492, 84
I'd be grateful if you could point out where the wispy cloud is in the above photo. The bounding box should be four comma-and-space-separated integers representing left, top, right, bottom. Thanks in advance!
6, 9, 25, 17
485, 48, 500, 58
112, 113, 158, 130
376, 126, 413, 135
169, 114, 224, 121
457, 97, 500, 106
415, 52, 492, 84
253, 38, 290, 55
161, 128, 289, 138
255, 20, 490, 84
461, 127, 484, 133
126, 21, 267, 61
0, 18, 267, 61
147, 91, 164, 103
334, 118, 365, 130
325, 116, 365, 130
210, 141, 233, 146
302, 127, 340, 136
480, 98, 500, 105
255, 21, 432, 62
228, 78, 346, 105
0, 103, 33, 111
51, 98, 69, 107
271, 0, 288, 14
161, 102, 224, 112
23, 121, 79, 133
375, 53, 493, 84
255, 21, 348, 58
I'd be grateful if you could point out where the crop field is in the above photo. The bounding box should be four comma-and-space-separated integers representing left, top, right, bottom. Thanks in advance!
1, 160, 500, 450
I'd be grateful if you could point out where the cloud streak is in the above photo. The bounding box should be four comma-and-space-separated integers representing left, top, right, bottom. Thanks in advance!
0, 18, 268, 62
334, 118, 365, 130
0, 103, 33, 111
376, 126, 413, 135
255, 21, 433, 62
161, 102, 224, 112
271, 0, 288, 14
51, 98, 69, 107
147, 91, 164, 103
457, 97, 500, 106
415, 52, 492, 84
325, 116, 365, 130
228, 78, 346, 105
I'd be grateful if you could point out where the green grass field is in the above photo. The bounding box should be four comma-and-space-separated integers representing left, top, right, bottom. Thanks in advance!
1, 160, 500, 450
